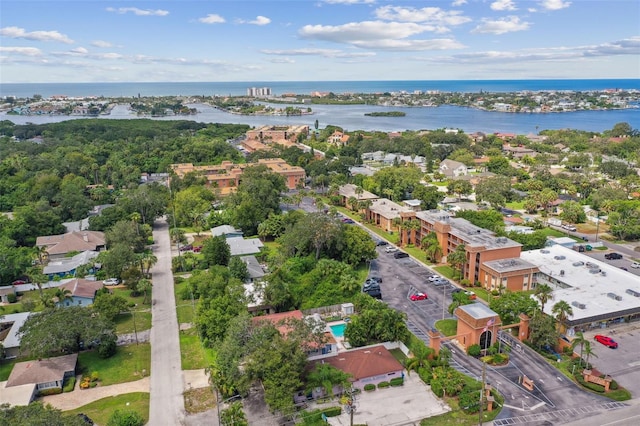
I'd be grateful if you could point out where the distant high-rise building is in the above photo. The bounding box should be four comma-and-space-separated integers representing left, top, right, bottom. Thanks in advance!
247, 87, 272, 97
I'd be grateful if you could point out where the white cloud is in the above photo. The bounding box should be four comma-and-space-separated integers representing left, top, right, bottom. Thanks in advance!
0, 26, 74, 44
69, 47, 89, 55
540, 0, 571, 10
98, 52, 123, 60
374, 6, 471, 26
0, 46, 42, 56
199, 14, 226, 24
91, 40, 113, 48
261, 48, 375, 58
472, 16, 530, 35
452, 0, 467, 5
105, 7, 169, 16
267, 57, 295, 64
237, 16, 271, 26
323, 0, 375, 4
301, 21, 433, 43
354, 38, 465, 51
491, 0, 517, 11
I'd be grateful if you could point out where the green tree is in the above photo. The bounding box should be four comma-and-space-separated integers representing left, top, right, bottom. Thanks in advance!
227, 165, 286, 235
106, 220, 149, 253
405, 345, 434, 375
201, 235, 231, 267
533, 283, 553, 312
341, 225, 377, 265
0, 401, 87, 426
474, 176, 514, 209
220, 402, 248, 426
412, 184, 444, 210
446, 180, 473, 201
528, 312, 558, 349
305, 363, 352, 396
98, 243, 136, 280
421, 233, 443, 263
229, 256, 249, 282
173, 185, 214, 228
107, 409, 145, 426
571, 331, 588, 367
489, 291, 538, 325
137, 278, 153, 305
560, 201, 586, 224
551, 300, 573, 333
93, 291, 129, 321
447, 244, 467, 279
18, 306, 117, 358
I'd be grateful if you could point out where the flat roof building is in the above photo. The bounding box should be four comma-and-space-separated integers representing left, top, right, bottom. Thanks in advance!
520, 244, 640, 330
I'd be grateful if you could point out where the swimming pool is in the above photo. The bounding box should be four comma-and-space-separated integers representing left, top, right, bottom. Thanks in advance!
330, 323, 346, 338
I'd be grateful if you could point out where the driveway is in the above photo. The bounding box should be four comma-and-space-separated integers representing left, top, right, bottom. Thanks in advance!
41, 377, 150, 411
326, 372, 450, 426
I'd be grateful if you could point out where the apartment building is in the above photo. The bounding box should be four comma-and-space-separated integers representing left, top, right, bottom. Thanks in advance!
245, 125, 308, 144
170, 158, 305, 195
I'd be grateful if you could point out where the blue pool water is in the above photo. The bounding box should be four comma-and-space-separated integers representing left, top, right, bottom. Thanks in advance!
330, 323, 346, 338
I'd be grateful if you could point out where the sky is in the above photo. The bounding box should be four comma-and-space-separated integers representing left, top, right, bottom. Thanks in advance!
0, 0, 639, 83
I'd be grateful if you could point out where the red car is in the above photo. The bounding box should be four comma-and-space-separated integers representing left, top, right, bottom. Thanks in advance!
410, 292, 428, 301
594, 335, 618, 349
12, 279, 27, 285
192, 246, 202, 253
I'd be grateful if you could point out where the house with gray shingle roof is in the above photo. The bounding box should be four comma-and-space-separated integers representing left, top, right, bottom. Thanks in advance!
6, 353, 77, 392
36, 231, 105, 260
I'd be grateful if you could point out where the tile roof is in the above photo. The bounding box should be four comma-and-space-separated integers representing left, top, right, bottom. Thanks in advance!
6, 353, 78, 387
36, 231, 105, 256
314, 345, 403, 381
59, 278, 104, 299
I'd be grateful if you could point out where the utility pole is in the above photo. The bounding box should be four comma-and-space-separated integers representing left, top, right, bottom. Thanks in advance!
478, 361, 486, 425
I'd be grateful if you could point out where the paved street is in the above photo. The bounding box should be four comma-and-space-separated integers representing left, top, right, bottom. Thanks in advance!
148, 218, 185, 425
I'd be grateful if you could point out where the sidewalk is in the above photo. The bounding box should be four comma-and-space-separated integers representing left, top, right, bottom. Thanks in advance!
40, 377, 150, 411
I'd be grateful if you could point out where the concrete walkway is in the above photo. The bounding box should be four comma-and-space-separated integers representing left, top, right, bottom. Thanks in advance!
41, 377, 150, 411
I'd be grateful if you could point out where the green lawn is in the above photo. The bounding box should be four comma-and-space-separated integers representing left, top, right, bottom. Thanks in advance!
65, 392, 149, 426
114, 310, 152, 334
389, 348, 408, 365
179, 328, 216, 370
174, 281, 196, 324
434, 265, 456, 280
0, 359, 17, 381
435, 319, 458, 337
505, 201, 525, 210
78, 343, 151, 386
472, 287, 491, 303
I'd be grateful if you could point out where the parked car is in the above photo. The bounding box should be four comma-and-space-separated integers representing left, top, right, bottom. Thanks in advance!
393, 252, 409, 259
432, 279, 449, 286
561, 224, 577, 231
365, 277, 382, 284
103, 278, 120, 286
452, 288, 477, 300
375, 239, 389, 246
364, 288, 382, 299
341, 218, 355, 224
385, 246, 399, 253
631, 262, 640, 269
179, 244, 193, 252
12, 279, 27, 285
594, 334, 618, 349
410, 292, 428, 301
428, 275, 444, 282
192, 246, 202, 253
605, 252, 623, 260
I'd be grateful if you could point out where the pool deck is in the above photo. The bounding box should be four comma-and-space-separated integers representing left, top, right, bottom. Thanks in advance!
326, 320, 351, 352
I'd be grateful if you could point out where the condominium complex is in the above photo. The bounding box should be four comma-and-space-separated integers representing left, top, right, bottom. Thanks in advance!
170, 158, 305, 195
246, 87, 272, 97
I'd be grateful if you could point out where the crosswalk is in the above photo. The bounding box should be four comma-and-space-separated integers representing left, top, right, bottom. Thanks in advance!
493, 401, 629, 425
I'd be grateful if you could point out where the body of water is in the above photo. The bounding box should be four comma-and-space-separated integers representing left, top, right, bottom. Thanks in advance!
3, 102, 638, 134
1, 79, 639, 99
329, 323, 346, 338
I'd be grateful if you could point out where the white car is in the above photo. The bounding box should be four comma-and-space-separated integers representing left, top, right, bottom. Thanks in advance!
631, 262, 640, 269
385, 246, 399, 253
103, 278, 120, 285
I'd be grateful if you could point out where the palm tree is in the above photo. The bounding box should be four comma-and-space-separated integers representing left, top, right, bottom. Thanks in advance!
534, 284, 553, 312
141, 252, 158, 277
26, 266, 48, 298
405, 346, 434, 375
54, 287, 73, 306
447, 244, 467, 280
34, 245, 49, 267
571, 331, 587, 367
306, 363, 351, 398
404, 219, 421, 245
551, 300, 573, 333
582, 341, 598, 370
138, 278, 152, 304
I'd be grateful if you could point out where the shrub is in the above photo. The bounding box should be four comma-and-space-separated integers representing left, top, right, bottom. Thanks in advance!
90, 371, 100, 382
63, 376, 76, 392
467, 344, 481, 357
322, 407, 342, 417
377, 381, 390, 389
459, 390, 480, 414
390, 377, 404, 386
460, 279, 471, 287
38, 387, 63, 396
7, 293, 17, 303
107, 409, 144, 426
363, 384, 376, 391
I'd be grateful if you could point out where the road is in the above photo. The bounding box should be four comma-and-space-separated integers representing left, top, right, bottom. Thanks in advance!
148, 218, 185, 425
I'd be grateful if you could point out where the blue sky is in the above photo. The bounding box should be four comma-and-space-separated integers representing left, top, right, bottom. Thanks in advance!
1, 0, 639, 83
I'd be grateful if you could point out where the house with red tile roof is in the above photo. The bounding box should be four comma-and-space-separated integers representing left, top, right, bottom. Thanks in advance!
36, 230, 105, 260
311, 345, 403, 390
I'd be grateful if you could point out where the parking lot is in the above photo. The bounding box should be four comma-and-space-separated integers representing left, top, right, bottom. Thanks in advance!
583, 322, 640, 397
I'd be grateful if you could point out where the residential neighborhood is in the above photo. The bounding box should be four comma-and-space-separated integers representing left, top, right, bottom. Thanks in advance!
2, 116, 640, 425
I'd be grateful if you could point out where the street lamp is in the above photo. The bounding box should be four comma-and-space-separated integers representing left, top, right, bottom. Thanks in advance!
216, 390, 241, 426
595, 212, 600, 242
